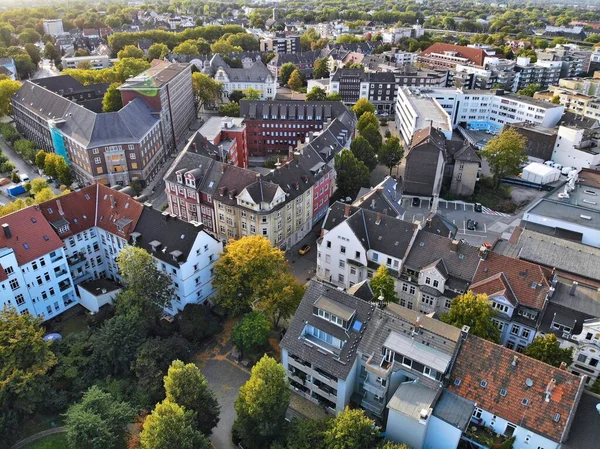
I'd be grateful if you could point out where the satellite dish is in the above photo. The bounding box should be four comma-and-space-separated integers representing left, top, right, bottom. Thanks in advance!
525, 378, 534, 387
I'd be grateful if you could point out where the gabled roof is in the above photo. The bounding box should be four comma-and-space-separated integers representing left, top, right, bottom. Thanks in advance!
454, 142, 481, 163
353, 176, 404, 218
243, 179, 279, 204
420, 43, 487, 66
449, 335, 584, 443
0, 207, 63, 265
40, 185, 98, 239
472, 252, 550, 310
95, 184, 144, 239
470, 272, 518, 306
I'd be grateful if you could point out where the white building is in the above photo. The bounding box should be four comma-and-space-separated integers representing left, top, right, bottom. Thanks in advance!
207, 54, 276, 101
61, 55, 113, 70
43, 19, 65, 37
551, 125, 600, 170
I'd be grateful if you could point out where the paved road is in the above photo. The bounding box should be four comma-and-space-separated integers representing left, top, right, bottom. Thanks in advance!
0, 136, 38, 181
286, 221, 321, 285
32, 59, 60, 80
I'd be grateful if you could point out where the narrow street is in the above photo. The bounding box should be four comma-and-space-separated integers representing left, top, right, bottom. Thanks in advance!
32, 59, 60, 80
0, 135, 38, 182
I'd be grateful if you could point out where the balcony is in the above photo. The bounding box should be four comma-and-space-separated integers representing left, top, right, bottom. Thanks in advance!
462, 422, 515, 449
362, 377, 387, 395
50, 253, 63, 263
53, 267, 68, 278
58, 279, 72, 292
67, 252, 86, 267
360, 395, 385, 416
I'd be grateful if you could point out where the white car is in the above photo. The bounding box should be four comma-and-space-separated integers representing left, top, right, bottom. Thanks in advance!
19, 174, 30, 183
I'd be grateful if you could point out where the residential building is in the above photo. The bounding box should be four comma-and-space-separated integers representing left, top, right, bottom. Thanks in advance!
417, 43, 488, 71
535, 85, 600, 122
402, 127, 448, 199
513, 57, 562, 92
61, 55, 113, 70
537, 45, 591, 78
31, 76, 109, 113
259, 34, 300, 54
557, 73, 600, 97
506, 123, 558, 162
524, 169, 600, 248
449, 141, 481, 197
198, 116, 248, 168
12, 78, 166, 187
470, 250, 551, 351
329, 69, 396, 115
267, 50, 322, 79
119, 60, 196, 152
551, 124, 600, 170
239, 100, 355, 158
43, 19, 64, 37
206, 54, 276, 101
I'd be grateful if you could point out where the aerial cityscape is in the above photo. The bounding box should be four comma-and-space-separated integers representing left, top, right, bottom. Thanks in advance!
1, 1, 600, 448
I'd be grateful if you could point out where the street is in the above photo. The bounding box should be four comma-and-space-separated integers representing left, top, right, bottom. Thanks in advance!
286, 222, 321, 285
32, 59, 60, 80
0, 135, 38, 182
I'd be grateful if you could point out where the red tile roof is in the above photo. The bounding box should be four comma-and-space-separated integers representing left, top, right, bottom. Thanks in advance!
39, 185, 97, 239
0, 264, 8, 282
95, 184, 144, 239
0, 207, 63, 265
470, 272, 518, 306
449, 335, 584, 443
472, 252, 550, 310
419, 43, 487, 66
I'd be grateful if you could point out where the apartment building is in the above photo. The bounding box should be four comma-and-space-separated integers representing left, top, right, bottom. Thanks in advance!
259, 34, 300, 54
43, 19, 64, 37
537, 45, 591, 78
281, 281, 584, 449
551, 124, 600, 170
119, 60, 196, 152
535, 85, 600, 122
513, 57, 562, 92
207, 54, 276, 101
165, 138, 333, 249
197, 116, 248, 168
417, 43, 488, 70
239, 100, 356, 157
61, 55, 113, 70
558, 74, 600, 96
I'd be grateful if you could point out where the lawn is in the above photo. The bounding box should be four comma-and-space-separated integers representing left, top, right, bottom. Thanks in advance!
22, 433, 67, 449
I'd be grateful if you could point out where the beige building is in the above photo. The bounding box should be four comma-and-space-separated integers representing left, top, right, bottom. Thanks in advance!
535, 85, 600, 121
449, 142, 480, 198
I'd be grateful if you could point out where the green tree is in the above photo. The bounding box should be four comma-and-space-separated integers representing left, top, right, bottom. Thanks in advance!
350, 136, 377, 171
352, 98, 376, 119
245, 87, 261, 100
379, 136, 404, 176
29, 177, 48, 194
288, 69, 304, 91
17, 28, 41, 44
117, 45, 145, 59
164, 360, 220, 435
226, 33, 259, 51
147, 43, 169, 60
113, 58, 151, 83
359, 123, 383, 153
590, 377, 600, 395
35, 150, 46, 169
255, 272, 305, 328
13, 138, 37, 161
0, 123, 20, 143
140, 401, 210, 449
306, 86, 327, 101
74, 49, 90, 57
324, 408, 380, 449
370, 266, 397, 304
173, 40, 200, 56
65, 385, 135, 449
313, 57, 330, 79
13, 54, 36, 79
192, 72, 223, 107
480, 128, 528, 187
24, 43, 41, 65
524, 334, 574, 368
232, 312, 271, 356
441, 291, 500, 343
327, 92, 342, 101
551, 95, 561, 105
0, 79, 21, 117
336, 34, 362, 44
279, 63, 297, 86
210, 41, 242, 54
357, 112, 379, 134
55, 156, 71, 186
102, 82, 123, 112
334, 150, 370, 200
233, 355, 290, 449
116, 246, 174, 319
219, 101, 240, 117
177, 304, 222, 344
517, 83, 542, 97
286, 418, 330, 449
212, 235, 288, 315
228, 90, 246, 103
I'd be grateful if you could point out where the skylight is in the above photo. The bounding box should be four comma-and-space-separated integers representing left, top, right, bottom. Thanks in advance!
480, 380, 488, 388
23, 243, 29, 249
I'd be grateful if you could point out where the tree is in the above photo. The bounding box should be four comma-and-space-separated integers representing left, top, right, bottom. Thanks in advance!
65, 386, 135, 449
17, 28, 41, 44
0, 79, 21, 117
352, 98, 376, 119
327, 92, 342, 101
226, 33, 259, 51
35, 150, 47, 170
324, 408, 380, 449
147, 43, 169, 60
228, 90, 246, 103
334, 150, 370, 200
379, 136, 404, 176
232, 312, 271, 356
350, 136, 377, 171
279, 63, 297, 86
212, 236, 288, 315
29, 177, 48, 194
313, 57, 330, 79
173, 41, 200, 56
359, 123, 383, 153
164, 360, 220, 435
102, 83, 123, 112
245, 87, 261, 100
219, 101, 240, 117
113, 58, 151, 83
255, 272, 304, 328
288, 69, 304, 91
140, 401, 210, 449
480, 128, 528, 187
286, 418, 330, 449
524, 334, 573, 368
13, 138, 37, 161
24, 43, 41, 65
210, 41, 242, 54
517, 83, 542, 97
441, 291, 500, 343
357, 112, 379, 134
233, 355, 290, 448
551, 95, 561, 105
336, 34, 362, 44
192, 72, 223, 107
177, 304, 222, 344
306, 86, 327, 101
370, 266, 397, 304
0, 123, 20, 143
117, 45, 145, 60
116, 246, 174, 319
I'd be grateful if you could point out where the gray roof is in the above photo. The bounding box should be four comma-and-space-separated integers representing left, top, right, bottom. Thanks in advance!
454, 142, 481, 163
210, 54, 272, 82
280, 280, 376, 380
432, 390, 475, 430
549, 279, 600, 318
387, 381, 440, 419
383, 331, 452, 372
403, 127, 447, 197
347, 280, 375, 302
405, 230, 481, 283
119, 60, 190, 89
240, 100, 352, 122
422, 212, 458, 239
527, 198, 600, 229
563, 391, 600, 449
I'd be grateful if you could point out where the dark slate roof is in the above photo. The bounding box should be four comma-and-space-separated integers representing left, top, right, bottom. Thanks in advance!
269, 50, 322, 67
32, 75, 86, 92
368, 71, 396, 83
353, 176, 404, 218
322, 202, 358, 232
133, 206, 217, 267
563, 391, 600, 449
280, 280, 376, 380
422, 212, 458, 239
405, 230, 481, 283
240, 100, 352, 122
209, 54, 272, 82
432, 390, 475, 430
454, 142, 481, 163
244, 179, 279, 203
560, 111, 599, 129
347, 280, 375, 302
403, 127, 447, 197
331, 68, 368, 82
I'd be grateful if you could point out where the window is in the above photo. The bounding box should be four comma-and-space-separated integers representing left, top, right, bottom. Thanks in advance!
339, 260, 345, 268
338, 274, 344, 283
326, 241, 331, 249
409, 285, 415, 295
510, 325, 520, 335
473, 408, 482, 419
425, 277, 431, 285
15, 294, 25, 305
355, 251, 360, 259
340, 246, 346, 254
504, 423, 516, 437
9, 279, 19, 290
402, 356, 412, 368
521, 329, 530, 339
5, 266, 14, 275
350, 267, 356, 275
433, 280, 439, 288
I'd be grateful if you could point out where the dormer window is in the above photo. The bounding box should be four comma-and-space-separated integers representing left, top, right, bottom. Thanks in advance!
58, 225, 69, 234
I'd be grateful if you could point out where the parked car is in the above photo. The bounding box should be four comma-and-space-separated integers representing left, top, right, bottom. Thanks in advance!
0, 178, 10, 186
412, 197, 420, 207
467, 219, 478, 231
298, 244, 311, 255
19, 173, 29, 183
474, 202, 482, 213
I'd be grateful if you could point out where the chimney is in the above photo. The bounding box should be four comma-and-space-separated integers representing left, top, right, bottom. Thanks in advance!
461, 325, 470, 341
511, 355, 519, 367
56, 199, 64, 216
375, 213, 382, 225
544, 378, 556, 402
450, 239, 459, 251
109, 195, 116, 209
569, 281, 578, 296
344, 204, 351, 217
479, 242, 492, 259
2, 223, 11, 238
559, 361, 567, 370
161, 211, 170, 222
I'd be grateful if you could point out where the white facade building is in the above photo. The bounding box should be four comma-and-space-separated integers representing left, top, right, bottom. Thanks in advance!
43, 19, 65, 37
551, 125, 600, 170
